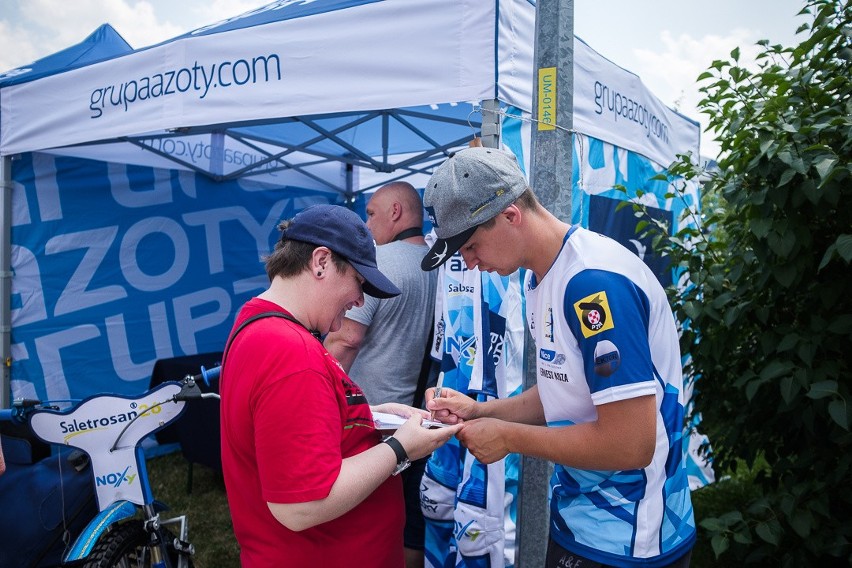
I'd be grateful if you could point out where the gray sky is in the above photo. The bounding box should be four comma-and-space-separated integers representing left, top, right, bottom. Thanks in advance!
0, 0, 808, 158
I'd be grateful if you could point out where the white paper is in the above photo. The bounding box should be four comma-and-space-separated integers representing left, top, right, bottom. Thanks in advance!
373, 411, 448, 430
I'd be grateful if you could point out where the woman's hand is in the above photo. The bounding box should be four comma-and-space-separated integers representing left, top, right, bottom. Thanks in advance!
392, 414, 462, 462
369, 402, 429, 420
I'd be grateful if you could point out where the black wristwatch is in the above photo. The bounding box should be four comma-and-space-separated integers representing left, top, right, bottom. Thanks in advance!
382, 436, 411, 476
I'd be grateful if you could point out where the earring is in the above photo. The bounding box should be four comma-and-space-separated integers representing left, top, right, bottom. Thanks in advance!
317, 271, 323, 277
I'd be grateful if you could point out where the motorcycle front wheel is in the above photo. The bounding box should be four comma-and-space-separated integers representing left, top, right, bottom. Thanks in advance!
82, 519, 194, 568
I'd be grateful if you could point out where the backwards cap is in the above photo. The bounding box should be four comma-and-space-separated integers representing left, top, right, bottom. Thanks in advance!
421, 147, 527, 271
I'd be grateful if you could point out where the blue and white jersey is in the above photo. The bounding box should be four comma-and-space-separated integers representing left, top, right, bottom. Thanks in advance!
525, 226, 695, 566
421, 245, 524, 568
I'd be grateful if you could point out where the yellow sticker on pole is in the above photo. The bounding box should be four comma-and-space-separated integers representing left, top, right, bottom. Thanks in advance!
538, 67, 556, 131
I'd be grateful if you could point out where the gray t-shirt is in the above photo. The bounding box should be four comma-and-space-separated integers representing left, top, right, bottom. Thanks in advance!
345, 240, 437, 406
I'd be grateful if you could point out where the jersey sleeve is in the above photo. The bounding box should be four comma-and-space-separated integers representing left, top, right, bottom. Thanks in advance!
563, 268, 657, 405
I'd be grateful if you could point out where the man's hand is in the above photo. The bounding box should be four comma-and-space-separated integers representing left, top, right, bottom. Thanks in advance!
456, 418, 511, 464
424, 387, 477, 424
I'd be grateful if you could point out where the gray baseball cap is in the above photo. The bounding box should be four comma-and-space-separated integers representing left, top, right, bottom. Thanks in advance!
421, 147, 528, 271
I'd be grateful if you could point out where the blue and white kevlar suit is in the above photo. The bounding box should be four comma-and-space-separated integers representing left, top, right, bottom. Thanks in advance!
420, 252, 525, 568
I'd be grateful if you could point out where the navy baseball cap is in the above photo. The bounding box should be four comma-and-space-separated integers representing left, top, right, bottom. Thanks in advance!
283, 204, 401, 299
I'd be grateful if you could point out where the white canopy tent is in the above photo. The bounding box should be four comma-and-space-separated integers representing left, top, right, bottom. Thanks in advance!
0, 0, 700, 405
1, 0, 536, 192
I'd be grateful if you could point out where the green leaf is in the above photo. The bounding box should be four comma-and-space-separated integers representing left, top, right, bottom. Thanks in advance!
711, 534, 730, 557
778, 167, 796, 186
789, 510, 813, 538
700, 517, 727, 532
814, 156, 838, 180
732, 530, 753, 545
767, 231, 796, 257
828, 399, 850, 430
761, 360, 793, 381
827, 316, 852, 335
750, 218, 772, 238
755, 519, 782, 545
780, 375, 799, 404
836, 235, 852, 262
718, 510, 744, 525
806, 380, 838, 400
772, 263, 797, 287
746, 379, 765, 401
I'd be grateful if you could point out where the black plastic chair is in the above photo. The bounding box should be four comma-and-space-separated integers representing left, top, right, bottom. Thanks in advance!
149, 352, 223, 493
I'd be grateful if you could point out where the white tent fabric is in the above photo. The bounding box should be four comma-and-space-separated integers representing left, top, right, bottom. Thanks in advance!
1, 1, 698, 193
1, 0, 535, 192
0, 0, 701, 402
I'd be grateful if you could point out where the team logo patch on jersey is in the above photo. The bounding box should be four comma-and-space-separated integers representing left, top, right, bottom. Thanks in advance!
573, 291, 615, 338
594, 339, 620, 376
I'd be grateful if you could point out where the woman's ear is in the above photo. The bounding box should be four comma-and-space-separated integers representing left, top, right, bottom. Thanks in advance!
311, 246, 332, 276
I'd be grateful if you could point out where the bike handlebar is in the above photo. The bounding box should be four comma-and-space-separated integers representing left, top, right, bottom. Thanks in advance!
1, 365, 222, 422
199, 365, 221, 386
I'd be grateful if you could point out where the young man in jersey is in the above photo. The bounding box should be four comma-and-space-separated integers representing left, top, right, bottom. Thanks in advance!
420, 147, 695, 567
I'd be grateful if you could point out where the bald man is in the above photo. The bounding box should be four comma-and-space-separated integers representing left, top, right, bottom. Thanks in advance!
325, 181, 438, 568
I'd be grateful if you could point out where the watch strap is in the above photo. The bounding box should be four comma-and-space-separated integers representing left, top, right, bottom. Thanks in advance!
382, 436, 410, 475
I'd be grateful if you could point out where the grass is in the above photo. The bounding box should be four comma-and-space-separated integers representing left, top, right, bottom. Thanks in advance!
148, 449, 745, 567
146, 451, 240, 567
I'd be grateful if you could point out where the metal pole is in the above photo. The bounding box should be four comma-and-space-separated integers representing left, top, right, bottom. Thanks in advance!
516, 0, 575, 565
479, 99, 501, 149
0, 156, 13, 408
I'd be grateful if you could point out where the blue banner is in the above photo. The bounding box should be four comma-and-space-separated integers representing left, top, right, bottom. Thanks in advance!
10, 153, 342, 402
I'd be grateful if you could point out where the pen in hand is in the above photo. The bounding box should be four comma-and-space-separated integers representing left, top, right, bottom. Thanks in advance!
431, 374, 444, 420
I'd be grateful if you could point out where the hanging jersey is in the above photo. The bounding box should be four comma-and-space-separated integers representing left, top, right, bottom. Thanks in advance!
524, 226, 695, 566
422, 245, 525, 568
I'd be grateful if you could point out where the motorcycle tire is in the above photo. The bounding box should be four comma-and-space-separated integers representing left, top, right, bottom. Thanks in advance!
81, 519, 194, 568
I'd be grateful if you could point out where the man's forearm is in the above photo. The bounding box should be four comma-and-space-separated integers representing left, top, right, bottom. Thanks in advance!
477, 384, 545, 425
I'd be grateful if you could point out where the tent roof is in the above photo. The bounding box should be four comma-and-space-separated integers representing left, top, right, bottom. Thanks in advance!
0, 0, 534, 194
0, 0, 701, 193
0, 24, 133, 88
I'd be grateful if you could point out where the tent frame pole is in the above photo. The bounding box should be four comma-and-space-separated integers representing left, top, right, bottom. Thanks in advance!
517, 0, 575, 565
1, 155, 12, 408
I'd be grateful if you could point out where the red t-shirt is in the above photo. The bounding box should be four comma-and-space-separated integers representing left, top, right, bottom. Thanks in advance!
220, 298, 404, 567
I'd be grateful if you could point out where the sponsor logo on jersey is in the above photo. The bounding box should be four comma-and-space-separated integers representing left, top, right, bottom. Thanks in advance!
538, 349, 567, 366
593, 339, 621, 377
538, 366, 570, 382
545, 304, 554, 343
447, 282, 475, 294
573, 291, 615, 338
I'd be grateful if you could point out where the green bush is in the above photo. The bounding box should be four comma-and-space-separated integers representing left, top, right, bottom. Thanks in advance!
625, 0, 851, 564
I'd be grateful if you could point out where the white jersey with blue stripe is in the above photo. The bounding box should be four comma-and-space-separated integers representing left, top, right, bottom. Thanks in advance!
524, 226, 695, 566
